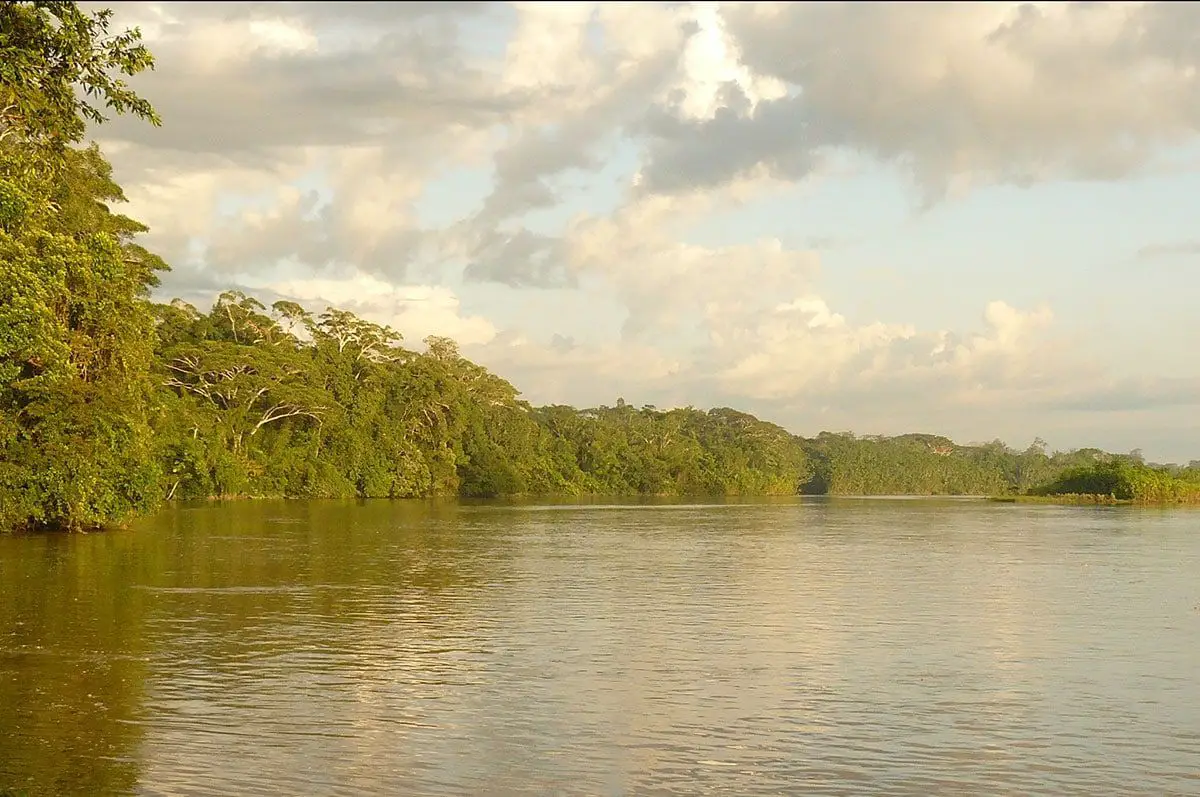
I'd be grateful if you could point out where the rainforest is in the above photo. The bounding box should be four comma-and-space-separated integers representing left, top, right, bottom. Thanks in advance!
3, 2, 1199, 533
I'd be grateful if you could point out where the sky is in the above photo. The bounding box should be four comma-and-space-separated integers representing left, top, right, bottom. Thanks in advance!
83, 1, 1200, 463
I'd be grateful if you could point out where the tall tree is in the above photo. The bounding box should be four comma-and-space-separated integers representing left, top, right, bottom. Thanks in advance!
0, 1, 163, 530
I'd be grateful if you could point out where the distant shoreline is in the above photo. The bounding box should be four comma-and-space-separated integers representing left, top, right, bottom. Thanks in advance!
989, 494, 1200, 506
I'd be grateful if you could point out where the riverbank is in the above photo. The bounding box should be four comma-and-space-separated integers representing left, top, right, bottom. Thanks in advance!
989, 494, 1133, 505
989, 494, 1200, 506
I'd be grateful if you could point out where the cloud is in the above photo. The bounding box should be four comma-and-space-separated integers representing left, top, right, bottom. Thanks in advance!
71, 1, 1200, 460
643, 2, 1200, 199
458, 227, 572, 287
471, 333, 689, 408
91, 0, 519, 285
461, 180, 1073, 416
561, 195, 820, 342
264, 272, 499, 347
450, 2, 692, 285
105, 1, 1200, 291
464, 293, 1073, 423
94, 1, 515, 156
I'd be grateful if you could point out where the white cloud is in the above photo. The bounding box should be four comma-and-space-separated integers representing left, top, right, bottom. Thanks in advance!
78, 1, 1200, 457
646, 1, 1200, 196
467, 184, 1072, 417
270, 272, 499, 347
668, 1, 786, 120
114, 5, 319, 71
560, 190, 820, 342
246, 18, 320, 56
502, 2, 599, 94
470, 333, 686, 407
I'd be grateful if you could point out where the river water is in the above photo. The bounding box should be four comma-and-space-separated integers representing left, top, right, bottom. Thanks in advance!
1, 498, 1198, 795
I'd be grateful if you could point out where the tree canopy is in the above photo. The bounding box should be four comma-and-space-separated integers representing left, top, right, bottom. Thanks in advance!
1, 1, 163, 530
1, 1, 159, 151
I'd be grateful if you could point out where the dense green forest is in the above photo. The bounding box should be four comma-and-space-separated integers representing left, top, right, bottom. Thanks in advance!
2, 3, 1199, 532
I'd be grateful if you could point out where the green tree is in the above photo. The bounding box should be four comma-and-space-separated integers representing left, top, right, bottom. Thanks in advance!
0, 1, 162, 531
0, 1, 159, 152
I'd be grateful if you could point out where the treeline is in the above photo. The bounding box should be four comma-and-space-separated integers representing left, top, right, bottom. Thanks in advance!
149, 292, 815, 505
8, 263, 1197, 531
801, 432, 1200, 501
3, 3, 1198, 533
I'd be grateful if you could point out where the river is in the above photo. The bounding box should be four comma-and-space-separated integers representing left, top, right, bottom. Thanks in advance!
2, 498, 1198, 795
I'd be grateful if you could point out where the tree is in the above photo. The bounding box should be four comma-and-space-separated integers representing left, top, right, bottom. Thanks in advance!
271, 300, 311, 340
315, 309, 405, 366
212, 291, 283, 345
0, 2, 159, 152
161, 341, 328, 452
0, 1, 163, 531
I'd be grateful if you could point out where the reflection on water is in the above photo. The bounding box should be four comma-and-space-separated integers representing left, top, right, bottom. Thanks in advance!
2, 498, 1199, 795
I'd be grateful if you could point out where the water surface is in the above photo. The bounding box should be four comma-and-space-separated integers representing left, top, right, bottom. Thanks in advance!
2, 498, 1198, 795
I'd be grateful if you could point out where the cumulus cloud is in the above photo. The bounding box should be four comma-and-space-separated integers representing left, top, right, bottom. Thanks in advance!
463, 294, 1077, 423
94, 1, 513, 156
471, 333, 691, 408
91, 0, 515, 283
647, 2, 1200, 198
73, 1, 1200, 456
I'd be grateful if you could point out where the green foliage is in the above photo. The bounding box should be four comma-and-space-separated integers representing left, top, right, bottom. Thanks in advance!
800, 432, 1012, 496
117, 293, 1199, 512
1028, 459, 1200, 503
132, 299, 816, 505
790, 432, 1200, 501
0, 1, 159, 153
0, 1, 161, 531
0, 172, 165, 530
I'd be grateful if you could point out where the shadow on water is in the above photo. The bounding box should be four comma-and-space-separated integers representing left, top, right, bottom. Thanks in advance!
0, 529, 150, 796
1, 498, 522, 795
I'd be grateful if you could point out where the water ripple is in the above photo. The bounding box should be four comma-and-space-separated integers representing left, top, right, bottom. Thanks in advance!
1, 499, 1198, 795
